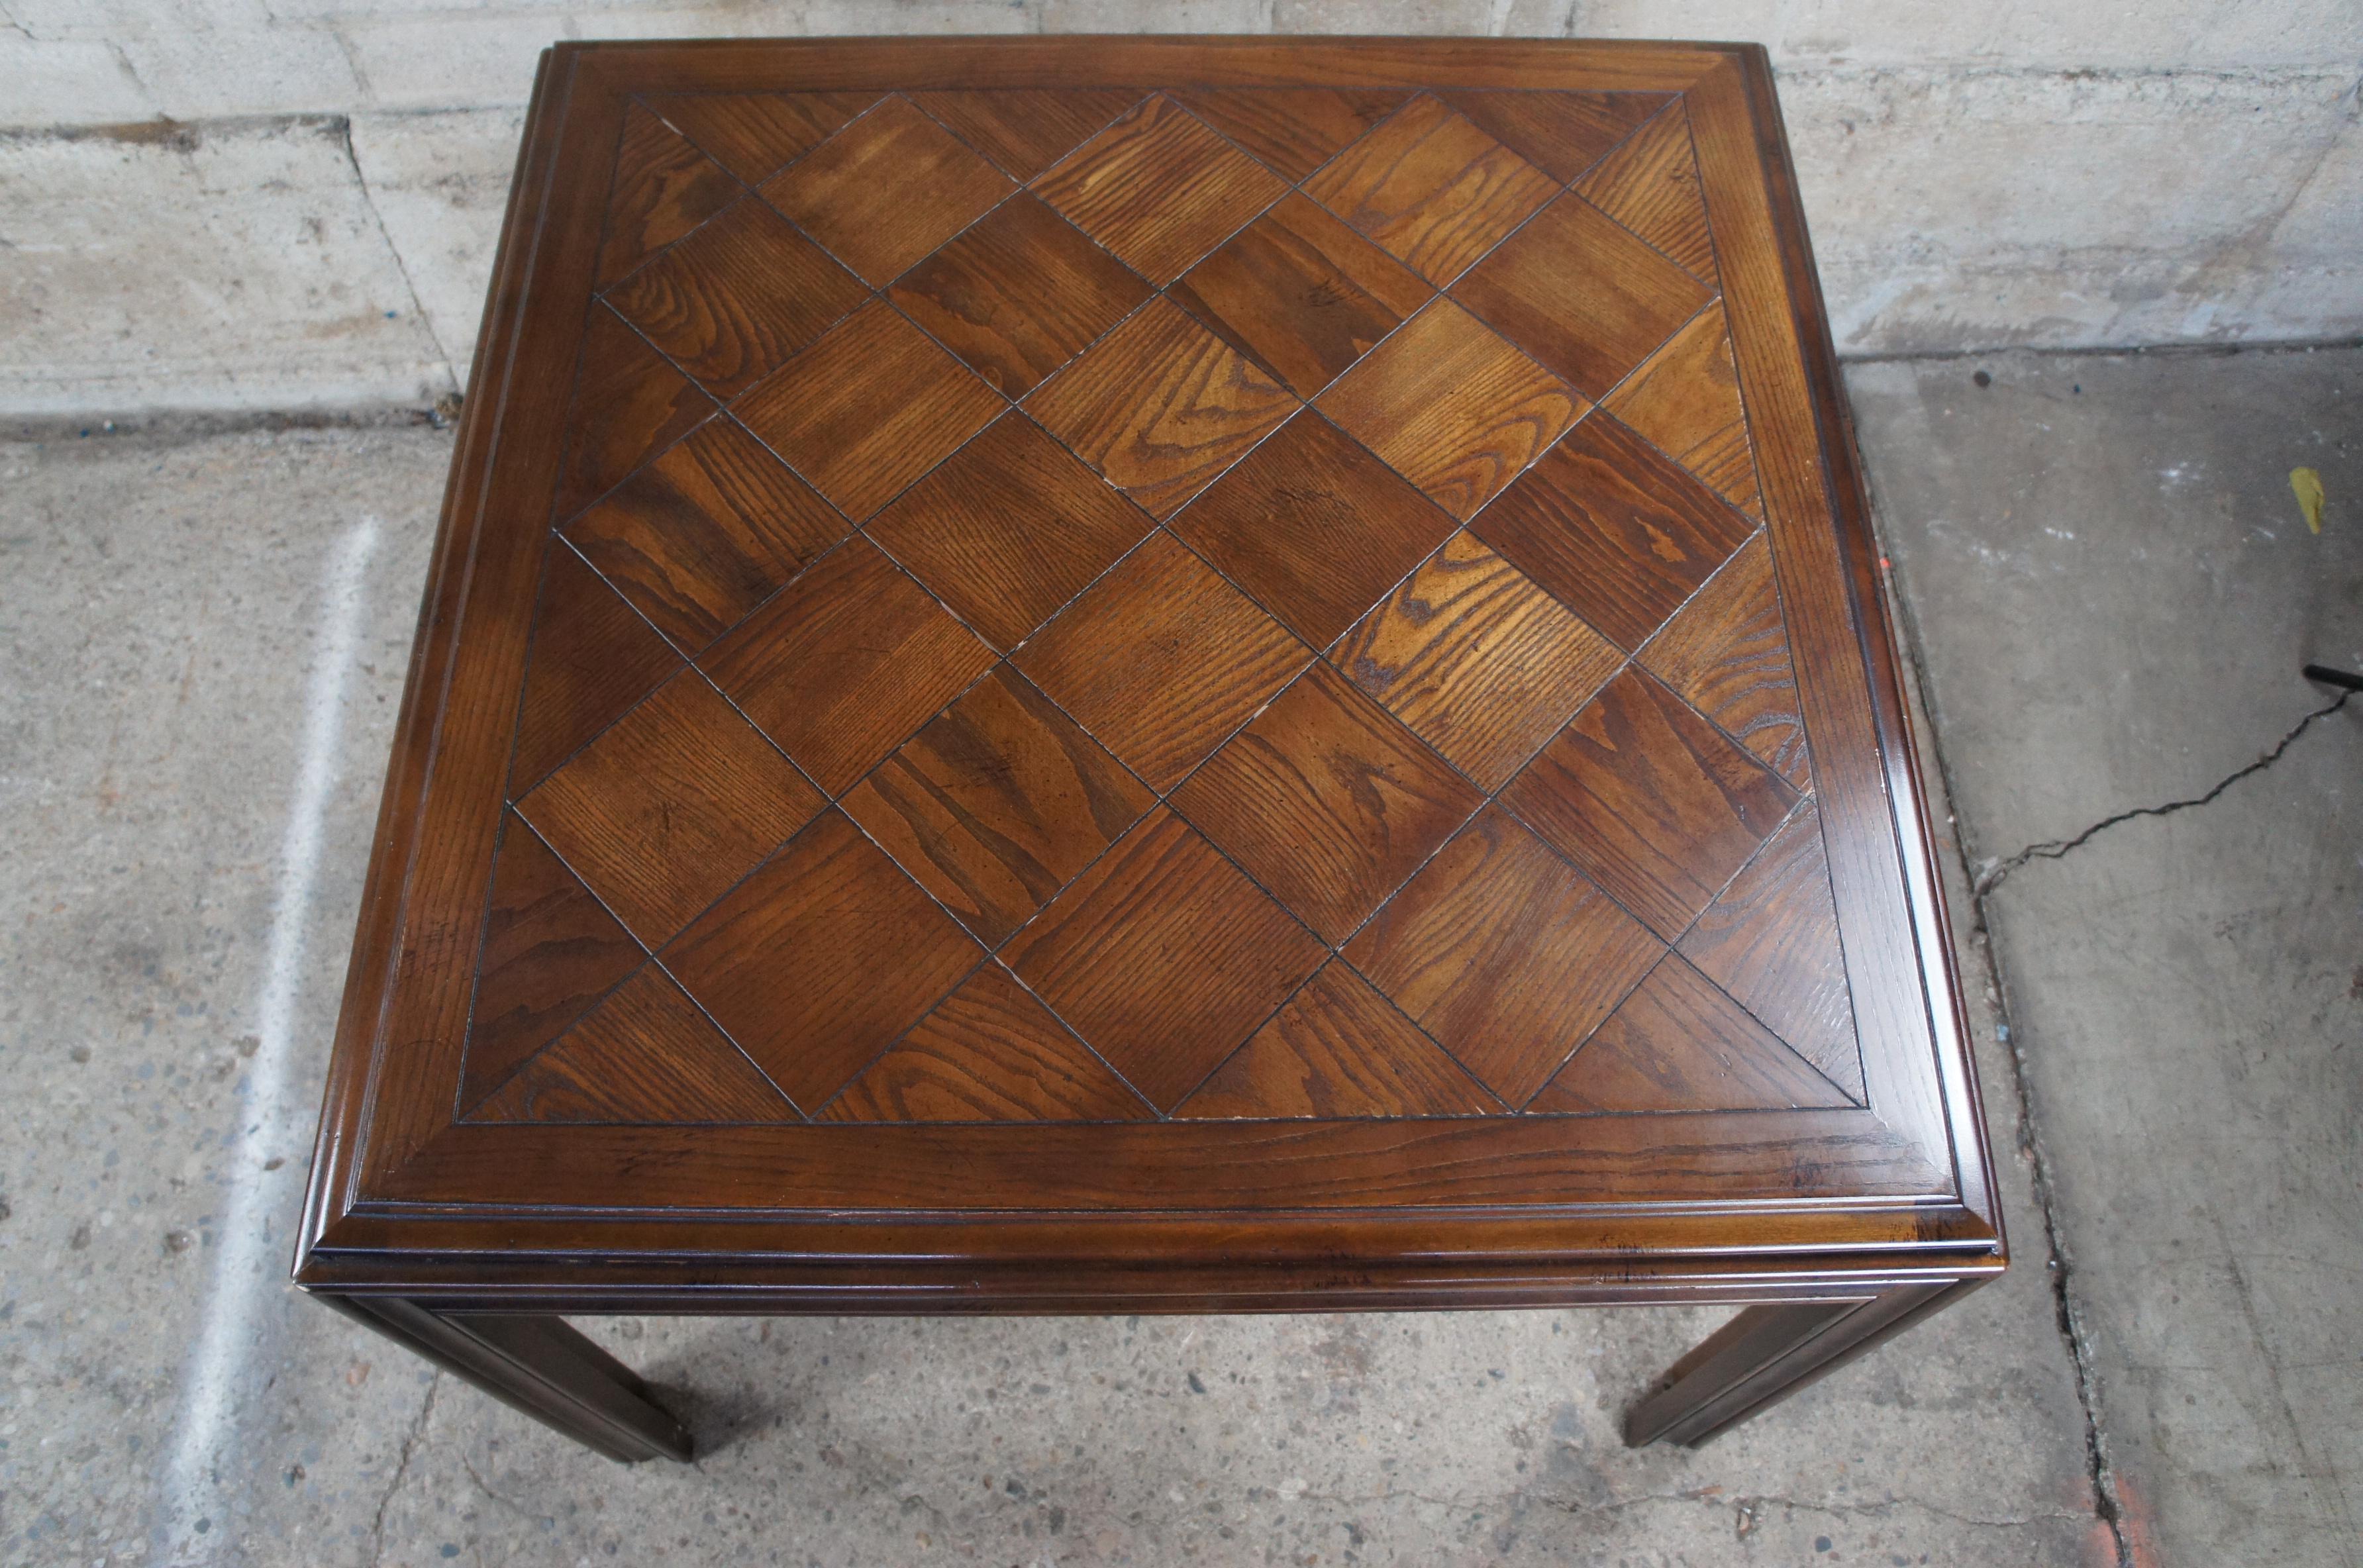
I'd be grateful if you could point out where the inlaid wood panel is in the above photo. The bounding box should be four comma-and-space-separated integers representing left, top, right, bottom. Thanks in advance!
476, 965, 796, 1124
563, 415, 847, 654
1033, 95, 1289, 283
842, 668, 1154, 945
1013, 530, 1310, 791
701, 536, 995, 796
1172, 663, 1483, 945
517, 671, 824, 946
1503, 667, 1795, 940
888, 194, 1153, 397
1177, 961, 1499, 1119
761, 94, 1014, 285
822, 962, 1151, 1122
1319, 300, 1582, 520
1004, 808, 1327, 1110
1332, 530, 1625, 791
1025, 296, 1299, 518
865, 412, 1154, 651
309, 45, 1994, 1356
1168, 409, 1456, 650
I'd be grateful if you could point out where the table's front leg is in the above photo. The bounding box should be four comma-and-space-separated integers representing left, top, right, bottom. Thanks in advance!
321, 1296, 693, 1463
1624, 1277, 1984, 1447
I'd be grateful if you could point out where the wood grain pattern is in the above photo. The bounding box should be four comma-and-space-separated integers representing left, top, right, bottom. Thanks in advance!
1025, 296, 1298, 519
1332, 530, 1624, 791
1302, 93, 1558, 285
1572, 100, 1718, 285
602, 196, 865, 397
1639, 532, 1809, 787
1032, 95, 1289, 283
1168, 87, 1408, 182
1168, 408, 1456, 650
1602, 299, 1762, 519
596, 103, 738, 285
644, 91, 875, 183
1343, 805, 1662, 1106
509, 542, 682, 793
1168, 191, 1432, 397
665, 808, 983, 1109
1501, 667, 1795, 940
1011, 530, 1309, 791
556, 305, 715, 520
733, 300, 1006, 522
1434, 89, 1668, 183
1172, 663, 1483, 945
761, 93, 1013, 284
909, 88, 1143, 181
841, 668, 1154, 945
822, 962, 1150, 1122
1679, 800, 1864, 1101
1004, 808, 1327, 1110
1470, 411, 1754, 650
888, 193, 1153, 397
1451, 191, 1712, 400
866, 412, 1154, 652
476, 964, 796, 1122
1318, 300, 1581, 520
701, 536, 995, 795
460, 816, 642, 1110
519, 671, 825, 946
1531, 954, 1849, 1113
1177, 961, 1499, 1119
563, 414, 847, 654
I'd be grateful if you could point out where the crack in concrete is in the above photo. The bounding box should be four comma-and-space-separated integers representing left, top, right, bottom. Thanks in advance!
369, 1372, 439, 1567
1973, 688, 2353, 895
337, 114, 460, 397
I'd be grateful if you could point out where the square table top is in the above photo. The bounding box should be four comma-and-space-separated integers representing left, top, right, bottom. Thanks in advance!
299, 36, 2000, 1312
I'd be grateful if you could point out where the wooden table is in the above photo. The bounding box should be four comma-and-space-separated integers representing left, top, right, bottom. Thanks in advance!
296, 36, 2003, 1464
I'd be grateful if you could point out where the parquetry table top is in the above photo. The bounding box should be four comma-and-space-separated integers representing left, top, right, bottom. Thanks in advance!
299, 38, 1999, 1318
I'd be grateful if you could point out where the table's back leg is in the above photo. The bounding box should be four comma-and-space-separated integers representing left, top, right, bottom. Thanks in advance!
1624, 1277, 1984, 1447
317, 1296, 693, 1463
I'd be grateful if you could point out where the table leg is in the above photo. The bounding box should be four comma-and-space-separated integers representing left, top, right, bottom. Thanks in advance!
321, 1296, 693, 1463
1623, 1278, 1982, 1447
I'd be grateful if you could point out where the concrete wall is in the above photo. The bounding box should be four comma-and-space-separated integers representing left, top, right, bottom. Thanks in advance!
3, 0, 2360, 417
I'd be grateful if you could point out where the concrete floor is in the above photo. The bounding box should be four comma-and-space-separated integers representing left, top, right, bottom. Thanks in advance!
0, 343, 2353, 1566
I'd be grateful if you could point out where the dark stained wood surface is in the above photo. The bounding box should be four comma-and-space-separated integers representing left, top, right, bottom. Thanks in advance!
299, 47, 2001, 1436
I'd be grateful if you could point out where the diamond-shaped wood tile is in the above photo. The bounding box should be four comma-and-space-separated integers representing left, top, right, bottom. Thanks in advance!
842, 668, 1154, 945
603, 197, 866, 397
1602, 299, 1762, 520
1005, 808, 1327, 1111
1343, 806, 1662, 1106
821, 962, 1151, 1122
597, 103, 740, 285
1012, 530, 1309, 792
557, 305, 716, 520
1472, 413, 1754, 650
1168, 88, 1409, 182
733, 300, 1006, 522
1572, 101, 1719, 285
1026, 296, 1298, 519
888, 193, 1153, 397
509, 543, 681, 793
519, 670, 825, 946
1168, 191, 1432, 398
1032, 95, 1289, 283
1502, 667, 1795, 940
1176, 960, 1499, 1119
1640, 532, 1810, 788
701, 536, 995, 796
474, 964, 797, 1123
665, 808, 984, 1110
643, 91, 876, 185
1302, 94, 1558, 285
563, 414, 848, 654
1319, 300, 1582, 521
1331, 530, 1625, 791
1433, 89, 1668, 184
1173, 663, 1483, 945
761, 94, 1014, 285
1168, 409, 1456, 650
907, 89, 1144, 181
